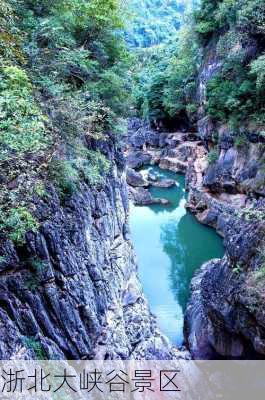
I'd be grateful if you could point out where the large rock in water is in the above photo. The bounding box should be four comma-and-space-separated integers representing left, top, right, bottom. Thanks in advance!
150, 179, 176, 188
126, 168, 148, 188
129, 187, 170, 206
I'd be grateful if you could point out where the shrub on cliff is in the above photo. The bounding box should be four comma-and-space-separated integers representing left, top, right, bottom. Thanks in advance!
207, 148, 219, 164
0, 66, 50, 162
49, 147, 110, 198
0, 207, 39, 245
250, 55, 265, 92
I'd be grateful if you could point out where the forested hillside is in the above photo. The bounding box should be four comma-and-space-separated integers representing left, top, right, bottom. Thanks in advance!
125, 0, 188, 48
134, 0, 265, 138
0, 0, 265, 360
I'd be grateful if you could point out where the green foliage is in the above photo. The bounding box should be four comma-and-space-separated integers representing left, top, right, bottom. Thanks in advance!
49, 160, 79, 197
21, 0, 131, 122
194, 0, 243, 44
207, 148, 219, 164
253, 247, 265, 282
206, 73, 260, 126
24, 276, 40, 291
0, 0, 130, 205
239, 208, 265, 222
50, 147, 110, 197
206, 77, 237, 121
131, 0, 265, 129
0, 256, 6, 264
74, 146, 110, 185
0, 207, 39, 245
255, 265, 265, 281
193, 0, 265, 127
34, 182, 48, 198
163, 27, 199, 118
0, 66, 50, 161
186, 103, 197, 114
126, 0, 189, 48
250, 54, 265, 91
30, 257, 48, 273
193, 0, 220, 42
0, 0, 131, 254
232, 264, 243, 275
133, 25, 199, 125
234, 133, 248, 148
22, 337, 46, 359
86, 65, 132, 116
237, 0, 265, 34
0, 0, 25, 64
25, 257, 48, 291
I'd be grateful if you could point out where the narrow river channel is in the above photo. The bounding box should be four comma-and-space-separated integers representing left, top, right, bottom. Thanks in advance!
130, 165, 225, 346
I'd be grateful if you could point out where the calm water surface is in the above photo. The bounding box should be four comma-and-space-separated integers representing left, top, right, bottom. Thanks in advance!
130, 166, 225, 346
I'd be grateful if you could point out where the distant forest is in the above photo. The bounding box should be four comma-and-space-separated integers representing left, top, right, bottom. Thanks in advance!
125, 0, 188, 47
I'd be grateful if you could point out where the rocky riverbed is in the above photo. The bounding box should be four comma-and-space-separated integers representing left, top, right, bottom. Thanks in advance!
125, 117, 265, 359
0, 110, 263, 360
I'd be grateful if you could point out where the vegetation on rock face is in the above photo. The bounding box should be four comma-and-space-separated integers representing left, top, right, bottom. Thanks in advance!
0, 206, 39, 245
132, 0, 265, 136
1, 0, 264, 243
0, 65, 49, 162
0, 0, 130, 245
207, 148, 219, 164
196, 0, 265, 129
22, 336, 46, 359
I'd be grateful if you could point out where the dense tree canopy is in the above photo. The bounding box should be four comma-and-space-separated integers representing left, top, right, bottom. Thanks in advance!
125, 0, 187, 48
131, 0, 265, 132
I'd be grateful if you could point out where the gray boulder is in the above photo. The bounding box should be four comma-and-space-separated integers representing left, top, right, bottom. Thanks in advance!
126, 151, 152, 169
150, 179, 175, 188
126, 168, 148, 188
129, 187, 170, 206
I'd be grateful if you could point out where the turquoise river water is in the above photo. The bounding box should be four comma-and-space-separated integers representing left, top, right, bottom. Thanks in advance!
130, 166, 225, 346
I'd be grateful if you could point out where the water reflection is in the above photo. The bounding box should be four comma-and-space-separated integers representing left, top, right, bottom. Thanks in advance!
130, 166, 224, 345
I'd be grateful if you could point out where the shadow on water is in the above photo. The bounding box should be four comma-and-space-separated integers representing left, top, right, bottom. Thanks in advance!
130, 166, 225, 346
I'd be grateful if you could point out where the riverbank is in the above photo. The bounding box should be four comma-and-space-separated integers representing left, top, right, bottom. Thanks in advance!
129, 165, 224, 346
125, 118, 265, 359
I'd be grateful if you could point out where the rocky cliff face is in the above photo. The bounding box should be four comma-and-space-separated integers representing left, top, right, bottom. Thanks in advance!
0, 136, 180, 360
124, 103, 265, 360
118, 100, 264, 359
184, 37, 265, 359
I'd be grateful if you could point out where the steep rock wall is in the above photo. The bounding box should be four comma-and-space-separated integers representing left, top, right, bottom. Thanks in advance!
184, 36, 265, 359
0, 138, 178, 360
